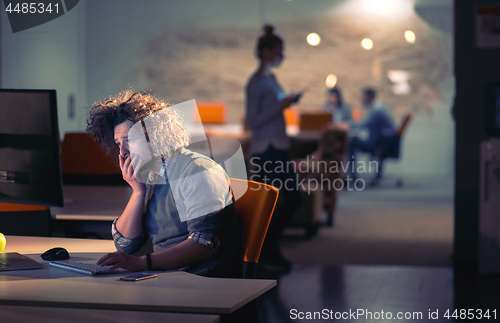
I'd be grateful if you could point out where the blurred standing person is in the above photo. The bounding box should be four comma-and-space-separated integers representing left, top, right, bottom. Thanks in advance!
245, 25, 302, 272
324, 87, 353, 126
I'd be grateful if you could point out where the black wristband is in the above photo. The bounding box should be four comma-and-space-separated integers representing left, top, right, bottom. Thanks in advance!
146, 253, 152, 271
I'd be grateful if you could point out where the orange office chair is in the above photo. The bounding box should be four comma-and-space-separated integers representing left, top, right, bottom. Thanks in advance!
230, 178, 279, 279
0, 203, 51, 236
194, 102, 227, 124
299, 111, 332, 131
372, 112, 413, 185
396, 112, 412, 137
0, 204, 49, 212
61, 133, 122, 185
283, 108, 299, 125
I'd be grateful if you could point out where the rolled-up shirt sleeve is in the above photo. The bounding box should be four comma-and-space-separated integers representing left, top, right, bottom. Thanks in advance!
188, 231, 221, 254
112, 218, 148, 255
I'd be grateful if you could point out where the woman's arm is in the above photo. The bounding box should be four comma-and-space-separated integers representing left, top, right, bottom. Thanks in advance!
115, 154, 147, 239
115, 191, 145, 239
279, 93, 301, 110
97, 239, 213, 271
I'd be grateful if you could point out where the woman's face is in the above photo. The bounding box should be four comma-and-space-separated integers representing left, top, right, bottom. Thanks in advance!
113, 120, 151, 163
114, 120, 134, 160
127, 123, 152, 162
263, 44, 284, 67
327, 92, 340, 107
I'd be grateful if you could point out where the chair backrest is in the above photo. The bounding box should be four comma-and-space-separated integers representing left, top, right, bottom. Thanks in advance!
0, 203, 51, 236
61, 133, 121, 175
396, 112, 412, 137
0, 203, 49, 212
61, 133, 122, 184
300, 111, 332, 131
194, 102, 226, 124
284, 108, 299, 125
379, 113, 412, 159
229, 178, 279, 277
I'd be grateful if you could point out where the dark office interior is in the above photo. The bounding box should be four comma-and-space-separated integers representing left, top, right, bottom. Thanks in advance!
1, 0, 500, 322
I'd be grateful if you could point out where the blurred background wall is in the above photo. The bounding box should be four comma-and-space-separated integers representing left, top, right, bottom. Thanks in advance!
0, 0, 453, 177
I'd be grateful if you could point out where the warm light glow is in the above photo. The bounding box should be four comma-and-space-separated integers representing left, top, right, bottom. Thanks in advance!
404, 30, 416, 43
387, 70, 412, 95
325, 74, 338, 88
307, 33, 321, 46
361, 38, 373, 50
332, 0, 414, 21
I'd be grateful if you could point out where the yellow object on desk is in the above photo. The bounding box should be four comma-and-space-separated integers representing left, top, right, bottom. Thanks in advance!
0, 232, 6, 252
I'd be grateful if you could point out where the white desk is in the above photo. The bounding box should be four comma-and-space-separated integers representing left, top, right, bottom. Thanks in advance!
3, 235, 115, 253
1, 236, 276, 315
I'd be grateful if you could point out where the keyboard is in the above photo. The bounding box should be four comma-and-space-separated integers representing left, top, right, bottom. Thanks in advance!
49, 260, 121, 276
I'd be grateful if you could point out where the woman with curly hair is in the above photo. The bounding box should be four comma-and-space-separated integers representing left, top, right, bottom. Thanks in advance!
88, 91, 240, 277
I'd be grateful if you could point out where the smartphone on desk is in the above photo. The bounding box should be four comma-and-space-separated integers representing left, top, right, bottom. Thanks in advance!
120, 273, 158, 281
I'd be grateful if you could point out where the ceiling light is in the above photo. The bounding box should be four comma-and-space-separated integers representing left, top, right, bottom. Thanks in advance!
361, 38, 373, 50
325, 74, 338, 88
307, 33, 321, 46
404, 30, 416, 44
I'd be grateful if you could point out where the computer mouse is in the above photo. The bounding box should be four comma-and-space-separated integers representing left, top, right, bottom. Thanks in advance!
41, 247, 70, 261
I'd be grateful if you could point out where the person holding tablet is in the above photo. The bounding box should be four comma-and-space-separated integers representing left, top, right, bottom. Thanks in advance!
245, 25, 302, 272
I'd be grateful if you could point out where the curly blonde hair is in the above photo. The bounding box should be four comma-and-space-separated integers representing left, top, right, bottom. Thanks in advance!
86, 90, 190, 158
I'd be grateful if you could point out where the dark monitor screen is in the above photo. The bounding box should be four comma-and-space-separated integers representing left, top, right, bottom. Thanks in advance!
0, 89, 64, 207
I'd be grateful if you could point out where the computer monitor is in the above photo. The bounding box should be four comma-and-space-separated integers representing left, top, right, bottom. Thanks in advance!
0, 89, 64, 207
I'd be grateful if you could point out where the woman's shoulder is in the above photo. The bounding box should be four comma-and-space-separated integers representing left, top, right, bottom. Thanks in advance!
170, 149, 230, 194
173, 149, 225, 177
247, 72, 276, 87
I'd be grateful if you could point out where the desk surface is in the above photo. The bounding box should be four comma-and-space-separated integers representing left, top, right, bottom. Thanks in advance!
4, 235, 116, 253
1, 236, 276, 314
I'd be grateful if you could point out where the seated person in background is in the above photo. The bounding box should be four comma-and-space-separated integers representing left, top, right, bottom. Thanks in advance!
349, 87, 395, 179
324, 86, 353, 126
86, 91, 240, 278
